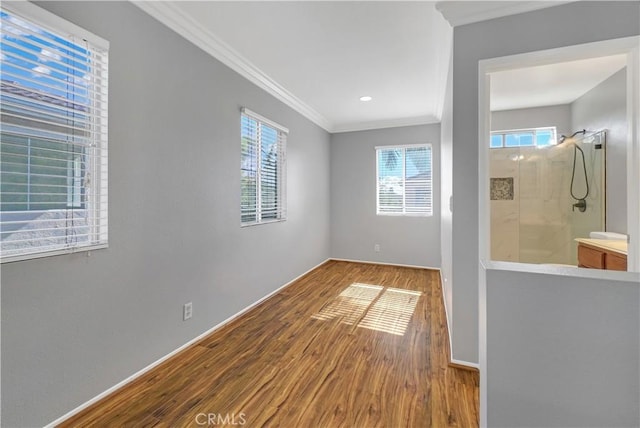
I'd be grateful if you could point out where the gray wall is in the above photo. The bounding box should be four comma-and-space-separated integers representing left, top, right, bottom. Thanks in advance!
491, 104, 572, 135
451, 0, 640, 364
572, 69, 628, 234
1, 2, 331, 427
487, 269, 639, 428
450, 1, 640, 426
330, 125, 441, 268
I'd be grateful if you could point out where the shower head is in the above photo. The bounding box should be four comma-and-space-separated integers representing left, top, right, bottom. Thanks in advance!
557, 129, 586, 145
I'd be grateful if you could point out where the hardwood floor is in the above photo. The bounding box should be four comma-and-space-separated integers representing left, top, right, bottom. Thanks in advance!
60, 261, 479, 427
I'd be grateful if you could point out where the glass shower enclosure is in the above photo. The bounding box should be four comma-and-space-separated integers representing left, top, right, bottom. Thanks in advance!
490, 131, 606, 265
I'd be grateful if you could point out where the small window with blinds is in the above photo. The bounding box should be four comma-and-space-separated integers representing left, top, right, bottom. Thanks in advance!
1, 3, 109, 262
240, 108, 287, 226
376, 144, 432, 216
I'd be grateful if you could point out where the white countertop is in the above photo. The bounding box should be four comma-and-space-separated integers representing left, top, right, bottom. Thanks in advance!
575, 238, 628, 256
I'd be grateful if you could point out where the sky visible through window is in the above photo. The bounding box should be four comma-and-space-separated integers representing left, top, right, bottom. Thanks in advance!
1, 11, 91, 104
377, 147, 429, 179
490, 128, 556, 148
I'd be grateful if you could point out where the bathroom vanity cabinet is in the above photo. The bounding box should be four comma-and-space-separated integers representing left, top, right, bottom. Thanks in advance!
575, 238, 628, 271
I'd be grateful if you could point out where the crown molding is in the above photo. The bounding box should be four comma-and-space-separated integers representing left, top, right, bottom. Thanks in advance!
132, 1, 333, 132
331, 115, 439, 134
435, 1, 574, 28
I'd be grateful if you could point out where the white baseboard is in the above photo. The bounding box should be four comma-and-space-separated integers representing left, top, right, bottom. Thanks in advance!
437, 272, 480, 371
46, 258, 330, 427
329, 257, 439, 271
438, 270, 454, 357
450, 359, 480, 370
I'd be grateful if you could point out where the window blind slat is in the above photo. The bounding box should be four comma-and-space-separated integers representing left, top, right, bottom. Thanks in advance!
0, 35, 109, 76
1, 94, 107, 127
1, 55, 106, 97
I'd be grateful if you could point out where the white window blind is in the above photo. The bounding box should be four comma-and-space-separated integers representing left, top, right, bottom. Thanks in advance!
241, 108, 287, 226
1, 3, 109, 262
376, 144, 432, 216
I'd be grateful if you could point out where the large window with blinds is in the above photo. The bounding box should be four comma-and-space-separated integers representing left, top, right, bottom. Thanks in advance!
376, 144, 432, 216
0, 3, 109, 262
240, 108, 287, 226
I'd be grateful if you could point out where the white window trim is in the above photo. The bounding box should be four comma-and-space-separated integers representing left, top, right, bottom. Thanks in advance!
241, 108, 289, 134
375, 143, 433, 217
1, 2, 109, 263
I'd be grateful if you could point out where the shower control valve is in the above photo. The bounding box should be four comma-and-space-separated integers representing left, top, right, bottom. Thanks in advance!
572, 199, 587, 213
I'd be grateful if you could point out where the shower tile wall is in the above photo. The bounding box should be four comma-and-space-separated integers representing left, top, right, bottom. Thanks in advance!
490, 146, 574, 265
490, 149, 519, 261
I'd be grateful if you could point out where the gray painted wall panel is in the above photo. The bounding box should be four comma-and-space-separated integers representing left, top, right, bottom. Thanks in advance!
572, 69, 628, 234
487, 269, 639, 428
491, 104, 572, 135
1, 2, 330, 426
330, 125, 441, 267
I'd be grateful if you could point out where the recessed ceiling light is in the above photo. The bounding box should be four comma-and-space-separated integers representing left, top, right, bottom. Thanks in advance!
359, 96, 372, 102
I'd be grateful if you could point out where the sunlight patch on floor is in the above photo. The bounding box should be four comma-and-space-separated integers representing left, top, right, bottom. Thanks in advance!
357, 287, 421, 336
311, 283, 421, 336
311, 283, 383, 324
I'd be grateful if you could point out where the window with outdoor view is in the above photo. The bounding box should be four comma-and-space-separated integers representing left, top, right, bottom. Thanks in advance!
376, 144, 432, 216
240, 108, 287, 226
490, 127, 556, 148
0, 3, 109, 262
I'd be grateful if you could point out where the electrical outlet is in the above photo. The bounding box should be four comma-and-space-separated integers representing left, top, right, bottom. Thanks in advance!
374, 244, 381, 252
183, 302, 193, 321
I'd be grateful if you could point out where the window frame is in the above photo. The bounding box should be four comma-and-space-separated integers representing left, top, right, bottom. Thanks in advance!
375, 143, 433, 217
240, 108, 287, 227
0, 1, 109, 263
490, 127, 557, 148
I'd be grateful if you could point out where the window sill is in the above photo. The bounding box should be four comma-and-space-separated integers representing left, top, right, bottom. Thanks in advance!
241, 218, 287, 228
376, 213, 432, 218
1, 243, 108, 264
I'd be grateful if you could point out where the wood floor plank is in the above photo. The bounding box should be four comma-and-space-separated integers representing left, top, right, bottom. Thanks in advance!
59, 260, 479, 427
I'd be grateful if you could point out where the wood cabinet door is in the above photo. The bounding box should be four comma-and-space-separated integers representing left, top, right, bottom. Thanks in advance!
607, 253, 627, 271
577, 245, 605, 269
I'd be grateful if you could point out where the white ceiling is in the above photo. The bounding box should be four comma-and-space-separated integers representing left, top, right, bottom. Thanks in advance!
133, 1, 580, 133
136, 1, 452, 133
490, 54, 627, 111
